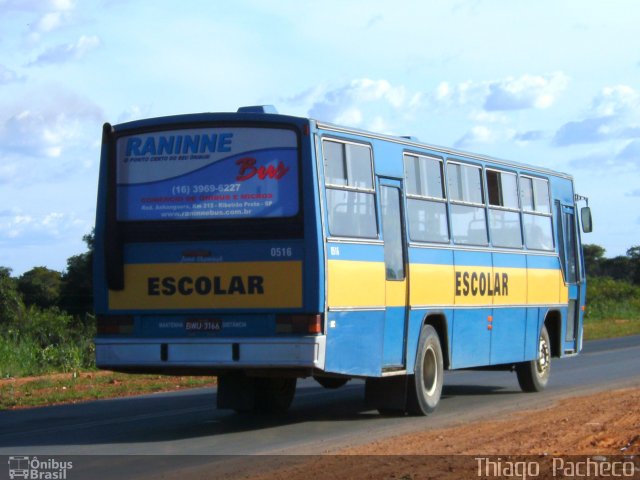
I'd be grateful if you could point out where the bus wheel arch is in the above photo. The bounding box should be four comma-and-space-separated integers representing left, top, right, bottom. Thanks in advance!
544, 309, 562, 358
407, 324, 444, 415
422, 313, 450, 370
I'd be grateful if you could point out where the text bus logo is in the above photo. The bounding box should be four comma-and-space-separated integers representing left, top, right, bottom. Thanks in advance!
8, 456, 73, 479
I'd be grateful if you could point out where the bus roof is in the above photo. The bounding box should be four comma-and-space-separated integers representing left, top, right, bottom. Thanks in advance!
109, 107, 573, 181
314, 119, 573, 181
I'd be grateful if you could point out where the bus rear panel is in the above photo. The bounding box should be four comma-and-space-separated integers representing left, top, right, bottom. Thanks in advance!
93, 112, 326, 384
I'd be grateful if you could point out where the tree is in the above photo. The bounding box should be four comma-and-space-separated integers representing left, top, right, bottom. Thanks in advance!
0, 267, 25, 325
58, 231, 94, 319
17, 267, 62, 309
600, 255, 632, 283
582, 244, 606, 276
627, 246, 640, 285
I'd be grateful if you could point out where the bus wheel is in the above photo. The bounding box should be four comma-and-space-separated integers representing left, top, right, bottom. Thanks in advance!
516, 325, 551, 392
407, 324, 444, 416
254, 377, 297, 413
314, 376, 349, 389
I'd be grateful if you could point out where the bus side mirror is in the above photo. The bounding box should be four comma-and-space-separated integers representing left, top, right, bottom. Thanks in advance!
581, 206, 593, 233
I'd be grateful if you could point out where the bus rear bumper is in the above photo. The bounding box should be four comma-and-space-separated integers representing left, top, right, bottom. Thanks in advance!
95, 336, 326, 371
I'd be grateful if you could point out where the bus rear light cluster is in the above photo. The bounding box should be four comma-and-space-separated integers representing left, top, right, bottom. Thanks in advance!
97, 315, 134, 335
276, 314, 323, 334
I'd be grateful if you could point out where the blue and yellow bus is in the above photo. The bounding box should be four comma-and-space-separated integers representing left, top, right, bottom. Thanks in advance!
93, 105, 592, 415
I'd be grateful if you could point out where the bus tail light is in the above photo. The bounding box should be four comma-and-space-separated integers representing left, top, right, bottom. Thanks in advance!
97, 315, 134, 335
276, 314, 323, 334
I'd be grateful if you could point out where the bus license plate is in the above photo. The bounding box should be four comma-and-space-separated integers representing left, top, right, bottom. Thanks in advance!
185, 319, 222, 332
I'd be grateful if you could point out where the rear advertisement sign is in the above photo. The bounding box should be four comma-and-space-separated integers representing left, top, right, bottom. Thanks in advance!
116, 127, 298, 221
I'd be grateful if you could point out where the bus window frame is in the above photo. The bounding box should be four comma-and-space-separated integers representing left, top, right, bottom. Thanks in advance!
403, 151, 450, 245
519, 173, 555, 251
446, 159, 489, 247
321, 137, 379, 240
485, 167, 524, 250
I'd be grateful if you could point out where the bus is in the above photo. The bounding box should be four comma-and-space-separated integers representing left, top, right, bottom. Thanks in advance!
93, 105, 592, 415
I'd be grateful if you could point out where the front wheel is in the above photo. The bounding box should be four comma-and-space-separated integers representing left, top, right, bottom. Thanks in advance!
407, 324, 444, 415
516, 325, 551, 392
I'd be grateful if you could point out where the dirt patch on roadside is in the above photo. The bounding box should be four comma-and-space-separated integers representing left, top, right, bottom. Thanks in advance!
0, 371, 217, 409
247, 387, 640, 479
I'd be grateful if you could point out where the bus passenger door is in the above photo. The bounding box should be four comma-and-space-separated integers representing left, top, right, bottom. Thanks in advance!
379, 181, 409, 369
557, 204, 581, 353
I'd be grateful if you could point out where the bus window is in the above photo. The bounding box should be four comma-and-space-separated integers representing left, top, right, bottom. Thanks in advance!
381, 186, 405, 280
487, 169, 522, 248
323, 139, 377, 239
447, 162, 488, 245
404, 154, 449, 243
522, 175, 554, 250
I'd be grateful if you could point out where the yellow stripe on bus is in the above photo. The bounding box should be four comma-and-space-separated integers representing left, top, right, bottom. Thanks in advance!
328, 260, 568, 308
108, 261, 303, 310
327, 259, 385, 308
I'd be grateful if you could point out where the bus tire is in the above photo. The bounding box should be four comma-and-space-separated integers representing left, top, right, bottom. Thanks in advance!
407, 324, 444, 416
314, 376, 349, 389
254, 377, 297, 413
516, 325, 551, 392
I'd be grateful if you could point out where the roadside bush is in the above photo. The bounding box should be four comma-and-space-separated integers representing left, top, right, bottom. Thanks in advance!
0, 307, 95, 377
585, 276, 640, 322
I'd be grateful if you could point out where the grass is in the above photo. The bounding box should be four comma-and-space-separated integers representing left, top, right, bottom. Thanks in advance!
583, 317, 640, 340
583, 276, 640, 339
0, 371, 217, 410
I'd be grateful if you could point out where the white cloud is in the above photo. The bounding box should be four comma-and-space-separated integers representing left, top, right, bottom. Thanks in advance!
25, 0, 77, 43
483, 72, 569, 111
0, 208, 86, 246
616, 139, 640, 163
0, 64, 25, 84
29, 35, 102, 66
554, 85, 640, 146
454, 125, 510, 148
591, 85, 640, 117
302, 78, 412, 132
429, 73, 569, 112
0, 89, 102, 182
431, 80, 476, 107
569, 140, 640, 173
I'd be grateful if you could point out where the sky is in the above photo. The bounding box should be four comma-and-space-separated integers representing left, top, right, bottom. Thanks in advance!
1, 0, 639, 275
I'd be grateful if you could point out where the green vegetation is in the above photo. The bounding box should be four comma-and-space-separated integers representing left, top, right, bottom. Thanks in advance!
1, 233, 94, 378
582, 244, 640, 339
0, 307, 95, 377
583, 276, 640, 339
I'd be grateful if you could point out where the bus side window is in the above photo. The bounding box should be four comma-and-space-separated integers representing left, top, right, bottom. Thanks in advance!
447, 162, 488, 246
404, 154, 449, 243
486, 169, 522, 248
521, 176, 554, 251
323, 139, 377, 239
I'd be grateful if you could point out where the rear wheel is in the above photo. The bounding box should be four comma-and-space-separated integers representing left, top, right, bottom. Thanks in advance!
314, 376, 349, 389
516, 325, 551, 392
407, 324, 443, 415
217, 373, 296, 414
254, 377, 297, 413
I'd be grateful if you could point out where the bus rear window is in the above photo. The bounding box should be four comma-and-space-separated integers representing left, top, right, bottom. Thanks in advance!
116, 127, 299, 221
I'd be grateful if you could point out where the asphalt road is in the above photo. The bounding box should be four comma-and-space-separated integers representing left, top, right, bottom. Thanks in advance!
1, 335, 639, 479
